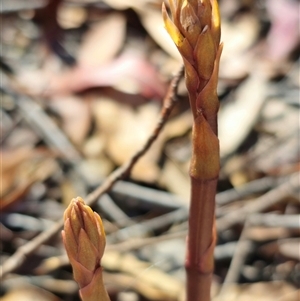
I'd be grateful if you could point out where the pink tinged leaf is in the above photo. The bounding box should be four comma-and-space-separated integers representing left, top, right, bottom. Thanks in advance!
168, 0, 177, 19
78, 13, 126, 67
63, 201, 73, 221
176, 0, 185, 22
194, 28, 216, 81
188, 0, 199, 11
162, 4, 194, 62
71, 255, 94, 288
198, 230, 216, 273
173, 0, 186, 21
70, 204, 83, 238
79, 267, 110, 301
180, 2, 202, 47
198, 0, 212, 27
210, 0, 221, 45
62, 220, 77, 259
94, 212, 106, 259
266, 0, 300, 61
48, 55, 167, 99
179, 38, 195, 64
183, 57, 199, 95
81, 208, 101, 251
162, 3, 185, 48
190, 113, 220, 180
49, 96, 91, 146
196, 44, 223, 126
77, 229, 99, 271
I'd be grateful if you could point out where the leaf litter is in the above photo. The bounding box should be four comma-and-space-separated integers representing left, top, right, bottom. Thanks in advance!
0, 0, 299, 300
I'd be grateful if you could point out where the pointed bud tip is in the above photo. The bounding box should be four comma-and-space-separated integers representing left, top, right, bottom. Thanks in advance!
63, 196, 106, 267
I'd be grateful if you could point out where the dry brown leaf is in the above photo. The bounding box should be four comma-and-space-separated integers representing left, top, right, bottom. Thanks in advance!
159, 159, 190, 200
0, 285, 62, 301
214, 281, 298, 301
219, 72, 267, 158
78, 13, 126, 66
163, 111, 193, 140
49, 95, 91, 146
48, 53, 167, 99
221, 14, 259, 60
139, 9, 182, 61
104, 272, 183, 301
1, 157, 58, 210
266, 0, 300, 61
278, 238, 300, 261
220, 15, 259, 79
257, 238, 300, 260
101, 0, 155, 10
251, 98, 300, 173
15, 56, 63, 95
277, 290, 300, 301
103, 251, 184, 300
92, 98, 164, 182
82, 134, 106, 158
77, 158, 114, 186
246, 227, 290, 242
60, 179, 79, 207
57, 3, 87, 29
0, 147, 34, 196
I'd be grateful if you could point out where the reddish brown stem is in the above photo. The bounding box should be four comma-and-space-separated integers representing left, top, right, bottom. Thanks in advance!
186, 178, 217, 301
185, 111, 220, 301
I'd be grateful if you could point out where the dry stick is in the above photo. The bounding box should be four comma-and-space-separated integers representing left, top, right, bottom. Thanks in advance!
218, 214, 300, 297
216, 176, 278, 206
217, 171, 300, 232
222, 129, 299, 177
108, 229, 187, 252
84, 66, 184, 206
36, 212, 300, 276
97, 194, 133, 228
35, 230, 185, 275
10, 69, 188, 210
16, 95, 82, 166
35, 208, 299, 276
218, 219, 254, 298
35, 230, 237, 276
1, 274, 78, 295
112, 180, 187, 210
107, 207, 188, 243
247, 213, 300, 229
0, 66, 184, 279
0, 0, 48, 13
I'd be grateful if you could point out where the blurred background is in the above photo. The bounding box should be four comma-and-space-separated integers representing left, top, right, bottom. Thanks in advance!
0, 0, 299, 300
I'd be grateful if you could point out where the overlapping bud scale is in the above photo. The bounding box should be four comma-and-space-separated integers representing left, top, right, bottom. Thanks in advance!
162, 0, 222, 124
163, 0, 222, 180
62, 197, 110, 301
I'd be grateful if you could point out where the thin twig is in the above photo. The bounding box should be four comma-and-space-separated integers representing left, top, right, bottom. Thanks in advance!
216, 172, 300, 232
84, 66, 184, 207
0, 66, 184, 279
16, 95, 82, 165
34, 230, 237, 275
247, 213, 300, 229
218, 219, 254, 298
107, 207, 188, 243
216, 176, 278, 206
112, 180, 187, 210
97, 194, 133, 228
217, 213, 299, 298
